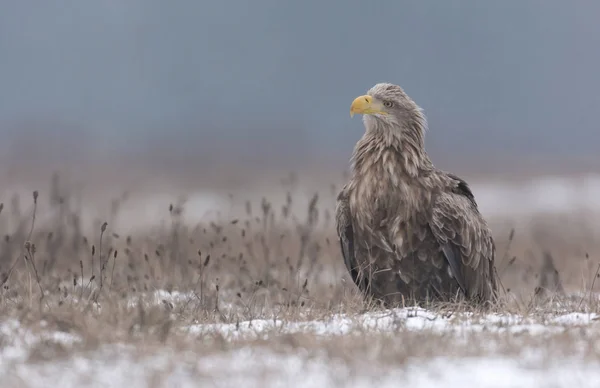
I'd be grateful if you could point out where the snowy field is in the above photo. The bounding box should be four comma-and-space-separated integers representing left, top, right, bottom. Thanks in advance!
1, 290, 600, 387
2, 172, 600, 387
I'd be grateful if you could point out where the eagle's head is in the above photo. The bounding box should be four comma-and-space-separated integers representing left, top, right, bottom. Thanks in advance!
350, 83, 427, 136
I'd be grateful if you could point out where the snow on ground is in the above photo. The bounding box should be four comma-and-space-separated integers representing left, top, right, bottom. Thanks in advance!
1, 290, 600, 387
0, 318, 81, 365
7, 344, 600, 388
185, 308, 598, 340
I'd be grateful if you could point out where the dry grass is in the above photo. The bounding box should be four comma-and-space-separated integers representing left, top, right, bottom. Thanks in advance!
1, 171, 600, 386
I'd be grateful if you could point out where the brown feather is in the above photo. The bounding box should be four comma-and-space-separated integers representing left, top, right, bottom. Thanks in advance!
336, 83, 498, 307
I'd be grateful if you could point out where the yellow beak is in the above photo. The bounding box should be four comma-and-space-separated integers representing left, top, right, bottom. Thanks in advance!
350, 95, 386, 117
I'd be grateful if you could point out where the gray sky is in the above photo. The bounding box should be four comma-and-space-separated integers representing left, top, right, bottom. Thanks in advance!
1, 1, 599, 172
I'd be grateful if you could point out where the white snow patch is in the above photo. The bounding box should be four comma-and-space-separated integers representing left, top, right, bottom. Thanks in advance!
184, 307, 600, 340
126, 289, 197, 308
3, 346, 599, 388
399, 356, 600, 388
0, 318, 81, 366
2, 293, 600, 387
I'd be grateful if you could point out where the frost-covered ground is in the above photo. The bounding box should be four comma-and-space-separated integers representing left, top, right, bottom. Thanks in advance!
1, 290, 600, 388
2, 172, 600, 387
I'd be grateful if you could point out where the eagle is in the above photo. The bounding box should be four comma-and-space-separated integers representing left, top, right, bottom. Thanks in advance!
335, 82, 498, 308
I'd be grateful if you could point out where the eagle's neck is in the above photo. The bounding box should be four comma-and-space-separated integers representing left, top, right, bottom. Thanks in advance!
347, 114, 436, 227
351, 114, 433, 179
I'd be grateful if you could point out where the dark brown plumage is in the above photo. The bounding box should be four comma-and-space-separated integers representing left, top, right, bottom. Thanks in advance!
336, 83, 498, 307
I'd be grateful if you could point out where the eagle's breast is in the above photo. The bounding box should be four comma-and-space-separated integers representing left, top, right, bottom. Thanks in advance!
348, 147, 431, 241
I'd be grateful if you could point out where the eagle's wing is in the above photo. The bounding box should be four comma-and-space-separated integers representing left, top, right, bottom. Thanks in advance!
428, 174, 497, 301
335, 188, 367, 292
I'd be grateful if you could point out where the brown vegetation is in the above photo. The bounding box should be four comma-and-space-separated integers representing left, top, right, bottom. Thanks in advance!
1, 171, 600, 385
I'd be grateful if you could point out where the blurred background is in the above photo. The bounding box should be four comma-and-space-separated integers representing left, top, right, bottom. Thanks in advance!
1, 1, 599, 230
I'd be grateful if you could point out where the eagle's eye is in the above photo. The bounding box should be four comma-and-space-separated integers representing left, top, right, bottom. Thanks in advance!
383, 101, 394, 108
